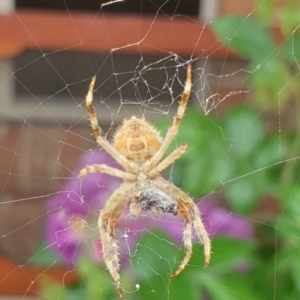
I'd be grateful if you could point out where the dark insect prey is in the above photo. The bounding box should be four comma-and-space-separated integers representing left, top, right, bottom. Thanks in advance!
136, 188, 178, 217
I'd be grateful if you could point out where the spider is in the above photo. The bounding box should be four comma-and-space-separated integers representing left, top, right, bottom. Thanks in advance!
79, 65, 211, 300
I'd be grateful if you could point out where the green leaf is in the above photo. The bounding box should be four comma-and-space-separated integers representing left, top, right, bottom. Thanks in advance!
156, 108, 222, 158
131, 230, 179, 299
181, 151, 234, 196
192, 238, 258, 300
181, 155, 211, 195
156, 108, 229, 196
250, 58, 290, 106
77, 258, 116, 300
276, 240, 300, 296
284, 186, 300, 217
169, 271, 202, 300
208, 237, 254, 269
65, 288, 85, 300
254, 133, 287, 168
224, 106, 264, 157
225, 173, 263, 214
277, 186, 300, 230
281, 32, 300, 62
290, 257, 300, 294
212, 16, 275, 60
203, 273, 260, 300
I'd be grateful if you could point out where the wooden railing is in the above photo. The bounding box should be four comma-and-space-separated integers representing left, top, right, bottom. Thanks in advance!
0, 9, 236, 59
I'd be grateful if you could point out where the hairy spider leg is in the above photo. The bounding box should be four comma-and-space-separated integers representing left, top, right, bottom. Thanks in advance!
148, 143, 187, 178
152, 177, 211, 274
191, 203, 211, 268
85, 77, 139, 174
173, 200, 211, 276
144, 64, 191, 172
98, 182, 135, 300
79, 164, 136, 181
171, 204, 193, 277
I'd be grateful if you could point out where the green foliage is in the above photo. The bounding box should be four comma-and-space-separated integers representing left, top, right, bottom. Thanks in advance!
157, 105, 273, 214
130, 230, 197, 300
77, 258, 117, 299
212, 12, 300, 108
128, 233, 257, 300
38, 231, 257, 300
39, 259, 117, 300
282, 33, 300, 62
156, 109, 230, 196
223, 107, 265, 157
210, 3, 300, 299
212, 16, 275, 62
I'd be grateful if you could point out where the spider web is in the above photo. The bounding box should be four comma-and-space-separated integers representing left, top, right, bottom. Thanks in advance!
1, 1, 300, 299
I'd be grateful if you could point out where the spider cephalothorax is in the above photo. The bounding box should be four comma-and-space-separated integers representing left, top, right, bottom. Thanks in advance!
79, 65, 211, 300
113, 116, 162, 165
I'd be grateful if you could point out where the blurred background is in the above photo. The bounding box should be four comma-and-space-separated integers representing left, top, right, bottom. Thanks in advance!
0, 0, 300, 299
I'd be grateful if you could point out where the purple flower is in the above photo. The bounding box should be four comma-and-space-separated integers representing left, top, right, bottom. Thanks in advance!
46, 150, 121, 263
199, 199, 254, 240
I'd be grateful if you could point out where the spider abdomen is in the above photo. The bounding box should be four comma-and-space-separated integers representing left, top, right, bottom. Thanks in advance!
113, 116, 162, 164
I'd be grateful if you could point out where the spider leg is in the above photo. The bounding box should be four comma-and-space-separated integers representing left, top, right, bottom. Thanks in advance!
152, 177, 211, 274
171, 204, 192, 277
98, 182, 135, 300
85, 77, 139, 174
172, 201, 211, 277
191, 202, 211, 268
79, 164, 136, 181
143, 65, 191, 172
148, 143, 187, 177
